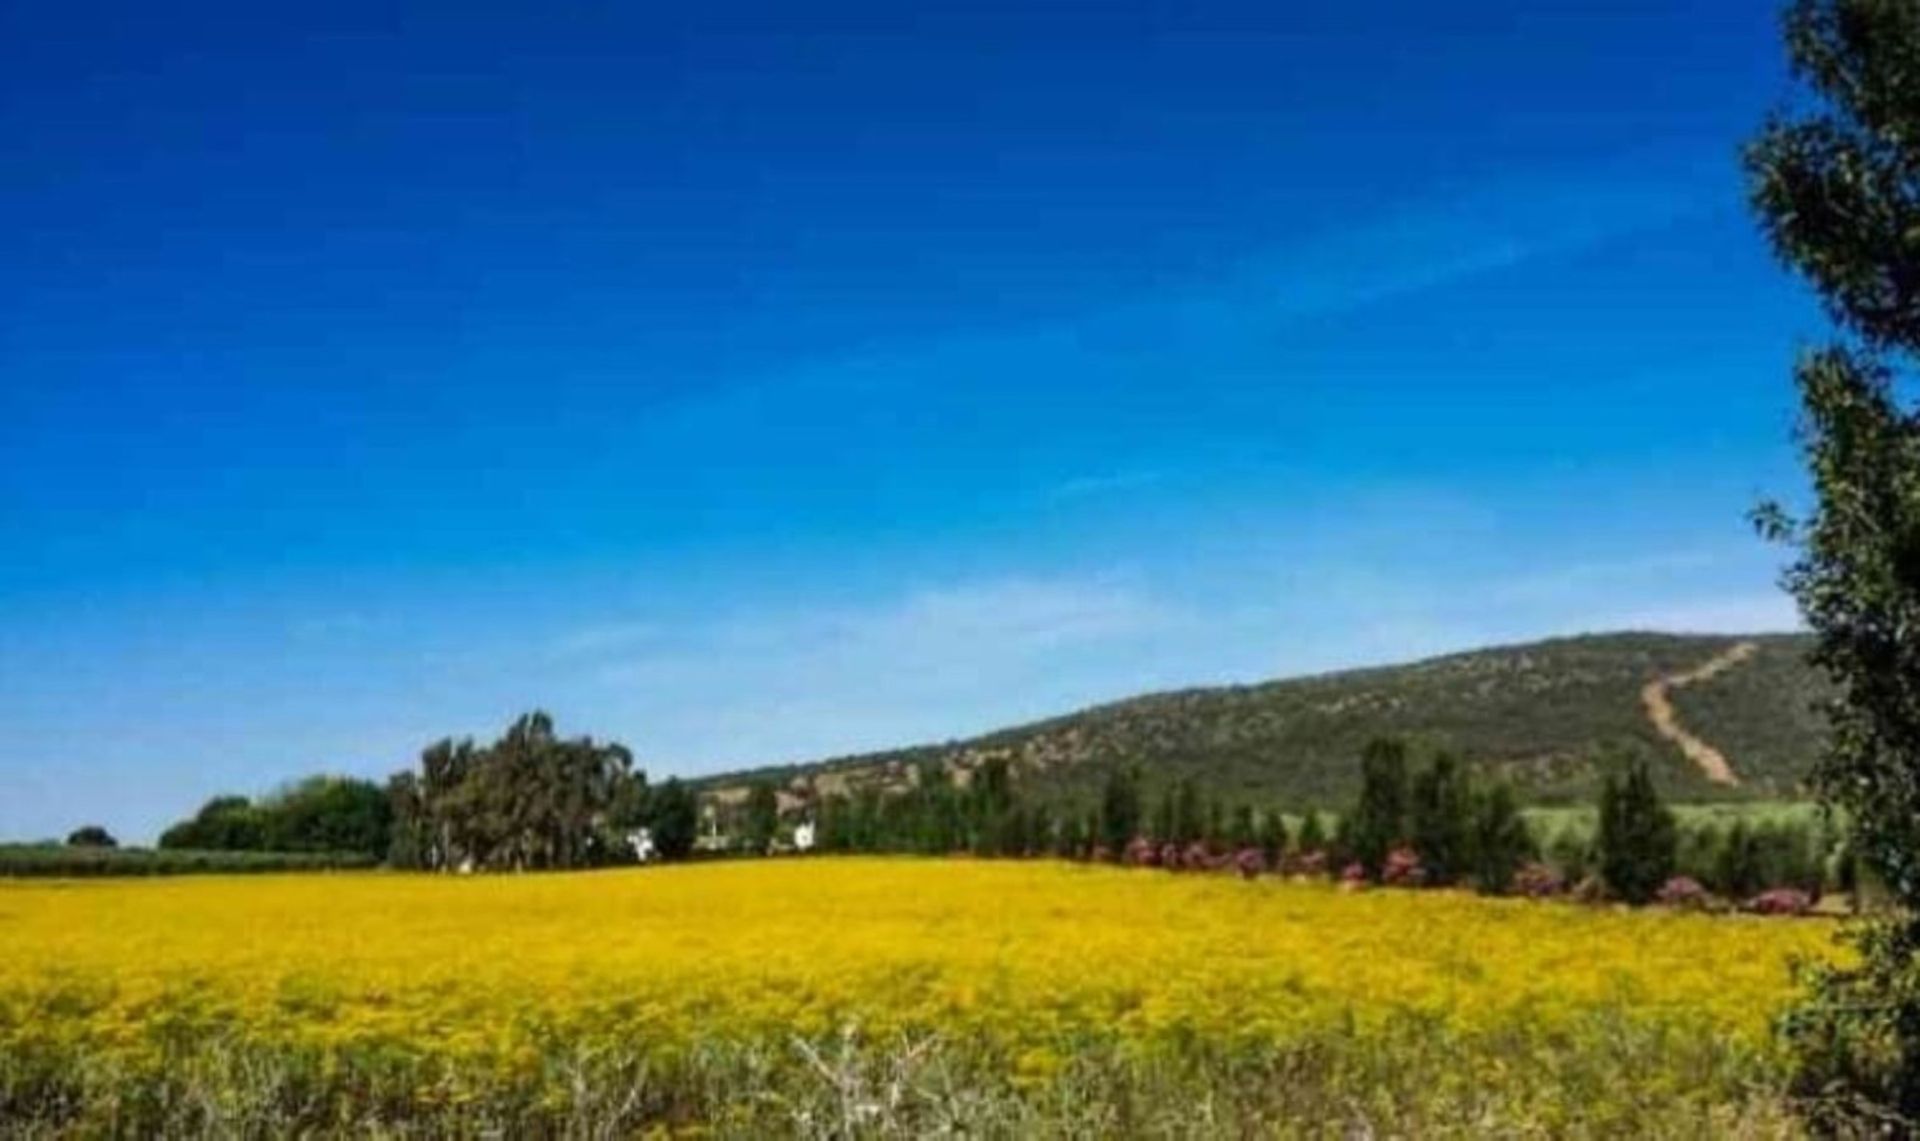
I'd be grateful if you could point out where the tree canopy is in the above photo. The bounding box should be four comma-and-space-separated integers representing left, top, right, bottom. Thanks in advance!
389, 712, 639, 872
1746, 1, 1920, 1123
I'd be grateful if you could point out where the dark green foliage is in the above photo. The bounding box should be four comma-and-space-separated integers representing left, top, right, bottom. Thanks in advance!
1296, 810, 1327, 854
1469, 783, 1532, 895
1000, 803, 1032, 857
1747, 2, 1920, 1124
1715, 821, 1765, 901
1098, 766, 1142, 853
261, 777, 392, 858
0, 844, 375, 877
64, 826, 115, 848
1259, 809, 1288, 865
969, 757, 1016, 855
1227, 804, 1257, 850
386, 772, 430, 869
1341, 739, 1410, 878
649, 778, 699, 862
160, 779, 391, 860
1409, 754, 1473, 886
391, 713, 642, 870
1173, 778, 1204, 844
1151, 788, 1176, 847
1052, 811, 1085, 858
742, 782, 780, 854
1028, 804, 1056, 857
1595, 760, 1676, 904
159, 796, 267, 852
1749, 0, 1920, 354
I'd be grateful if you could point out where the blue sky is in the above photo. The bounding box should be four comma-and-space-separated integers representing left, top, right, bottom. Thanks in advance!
2, 0, 1823, 841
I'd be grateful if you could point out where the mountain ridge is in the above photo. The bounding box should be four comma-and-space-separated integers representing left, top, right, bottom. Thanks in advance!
695, 630, 1826, 811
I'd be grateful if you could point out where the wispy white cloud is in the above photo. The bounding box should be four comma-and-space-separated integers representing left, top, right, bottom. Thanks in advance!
637, 155, 1709, 448
1242, 163, 1705, 321
585, 576, 1175, 765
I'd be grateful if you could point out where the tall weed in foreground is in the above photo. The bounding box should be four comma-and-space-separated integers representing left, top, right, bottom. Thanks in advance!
0, 1021, 1804, 1139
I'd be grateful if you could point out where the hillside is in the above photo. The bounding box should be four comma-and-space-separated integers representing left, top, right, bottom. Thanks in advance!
700, 632, 1828, 811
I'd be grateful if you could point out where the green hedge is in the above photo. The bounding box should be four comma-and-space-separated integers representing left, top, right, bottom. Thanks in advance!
0, 845, 378, 878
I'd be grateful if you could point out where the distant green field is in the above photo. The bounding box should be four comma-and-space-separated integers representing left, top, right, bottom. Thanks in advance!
1522, 800, 1828, 844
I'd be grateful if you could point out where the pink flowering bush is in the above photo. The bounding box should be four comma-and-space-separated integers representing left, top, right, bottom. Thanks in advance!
1182, 842, 1216, 872
1511, 862, 1566, 898
1289, 850, 1329, 878
1381, 846, 1426, 888
1745, 887, 1813, 916
1655, 875, 1711, 911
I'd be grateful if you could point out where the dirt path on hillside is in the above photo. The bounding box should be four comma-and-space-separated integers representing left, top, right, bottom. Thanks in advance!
1640, 641, 1758, 786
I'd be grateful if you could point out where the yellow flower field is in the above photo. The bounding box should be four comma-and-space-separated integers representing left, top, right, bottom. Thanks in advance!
0, 858, 1843, 1136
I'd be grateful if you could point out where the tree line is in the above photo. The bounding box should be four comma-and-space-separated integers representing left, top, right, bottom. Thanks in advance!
155, 712, 701, 871
146, 713, 1844, 910
793, 738, 1538, 893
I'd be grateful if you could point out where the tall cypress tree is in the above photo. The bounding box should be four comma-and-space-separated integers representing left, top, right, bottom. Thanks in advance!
1259, 808, 1289, 865
1409, 754, 1474, 886
1297, 809, 1327, 855
1173, 777, 1204, 845
1595, 760, 1675, 905
1098, 767, 1141, 855
1343, 738, 1410, 878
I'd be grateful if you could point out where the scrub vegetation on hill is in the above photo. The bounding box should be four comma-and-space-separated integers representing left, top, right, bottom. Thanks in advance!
706, 631, 1824, 812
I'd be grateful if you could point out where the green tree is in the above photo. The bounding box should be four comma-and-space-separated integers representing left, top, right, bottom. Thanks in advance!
386, 771, 431, 869
1000, 803, 1032, 857
1595, 760, 1675, 905
1028, 804, 1056, 857
1342, 738, 1410, 878
159, 795, 266, 851
1297, 809, 1327, 855
650, 778, 699, 862
1228, 803, 1257, 850
743, 781, 780, 854
1052, 810, 1085, 859
1468, 783, 1531, 896
1409, 754, 1474, 886
1172, 777, 1204, 845
1746, 2, 1920, 1122
1259, 809, 1289, 865
260, 776, 393, 859
1715, 820, 1764, 900
1151, 785, 1177, 844
1098, 767, 1142, 855
65, 825, 116, 848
